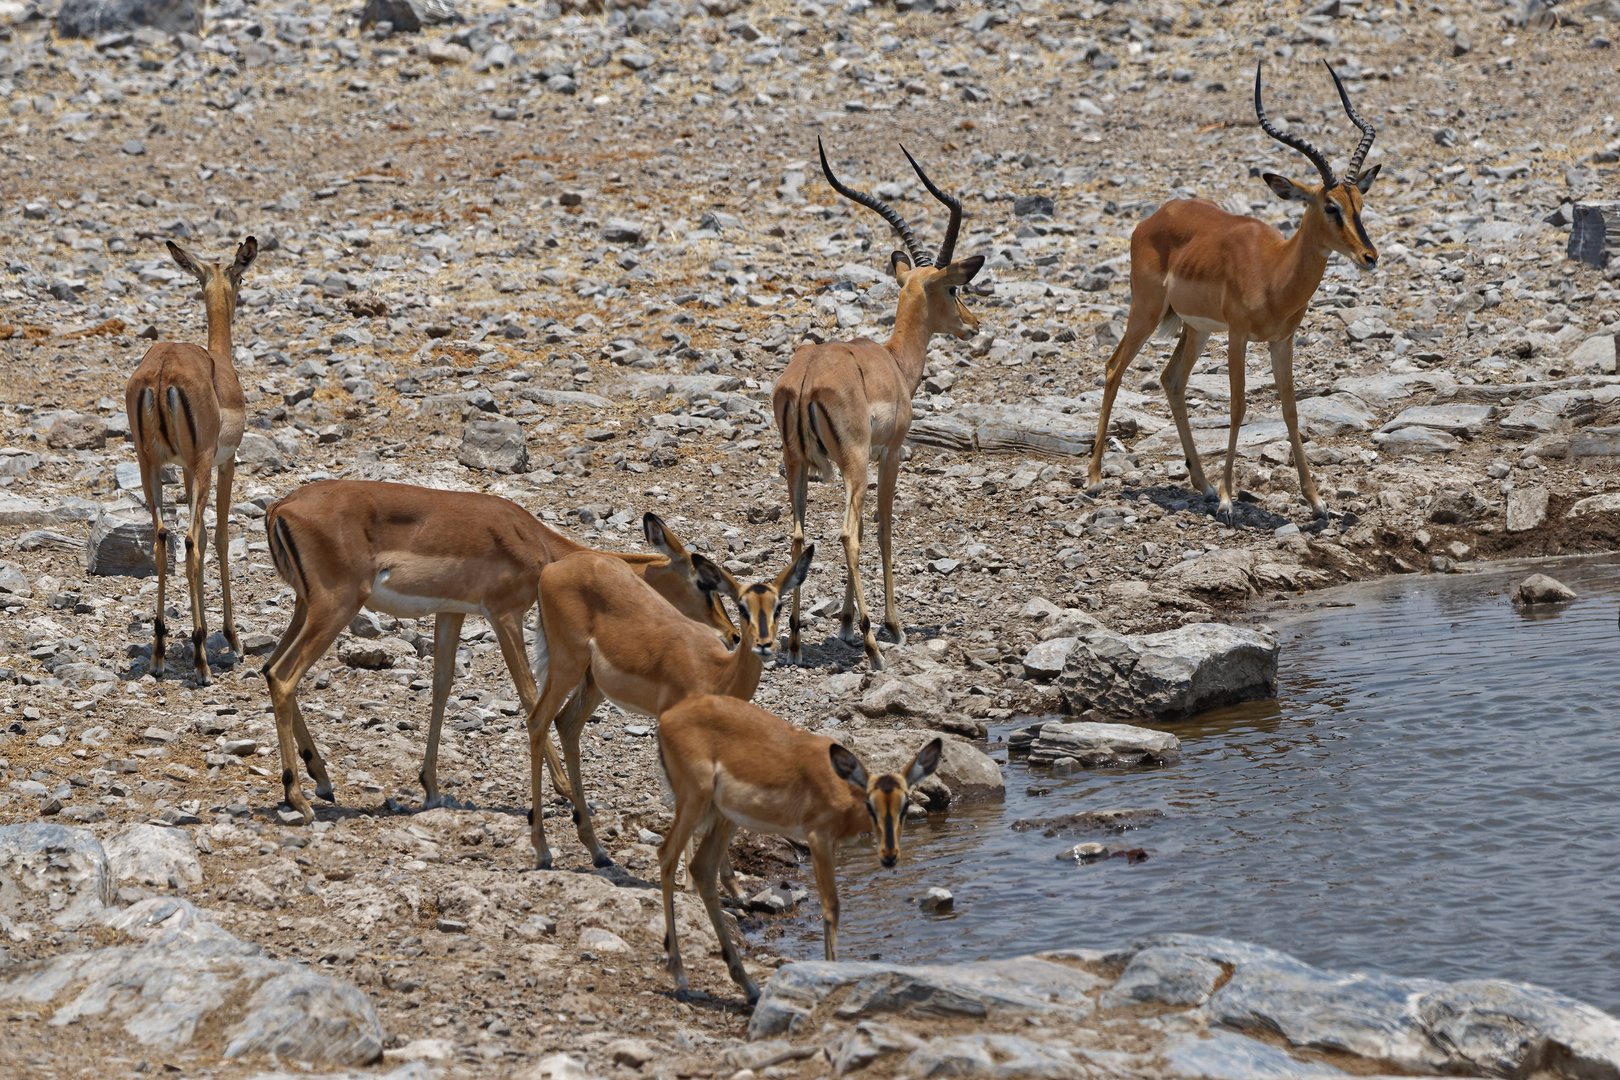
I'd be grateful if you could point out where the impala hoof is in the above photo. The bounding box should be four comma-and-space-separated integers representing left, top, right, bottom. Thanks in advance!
867, 651, 885, 673
592, 852, 614, 869
837, 623, 861, 646
886, 624, 906, 647
1312, 500, 1329, 519
536, 851, 553, 871
315, 786, 336, 803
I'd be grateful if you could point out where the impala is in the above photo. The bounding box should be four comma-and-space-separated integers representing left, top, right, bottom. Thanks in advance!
521, 545, 814, 869
1086, 61, 1381, 521
773, 139, 984, 670
261, 482, 735, 825
658, 694, 941, 1004
125, 237, 257, 685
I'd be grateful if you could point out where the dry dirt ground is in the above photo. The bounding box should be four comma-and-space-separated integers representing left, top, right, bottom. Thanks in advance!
1, 0, 1619, 1074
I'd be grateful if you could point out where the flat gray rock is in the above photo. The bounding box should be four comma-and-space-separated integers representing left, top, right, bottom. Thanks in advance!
1099, 945, 1222, 1008
1506, 486, 1549, 533
1021, 637, 1077, 680
1296, 392, 1378, 437
0, 496, 102, 527
1568, 492, 1620, 517
0, 823, 115, 928
1331, 371, 1456, 410
1371, 426, 1459, 454
459, 418, 529, 474
1056, 623, 1279, 720
1028, 721, 1180, 767
521, 388, 615, 410
1379, 403, 1495, 437
56, 0, 199, 37
1568, 333, 1617, 375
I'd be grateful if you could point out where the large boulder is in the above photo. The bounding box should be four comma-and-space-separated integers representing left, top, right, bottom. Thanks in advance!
359, 0, 459, 31
104, 824, 204, 889
1055, 623, 1279, 720
750, 935, 1620, 1080
87, 505, 175, 577
46, 412, 108, 450
458, 418, 529, 474
1027, 720, 1180, 768
0, 904, 383, 1066
0, 823, 115, 927
56, 0, 200, 37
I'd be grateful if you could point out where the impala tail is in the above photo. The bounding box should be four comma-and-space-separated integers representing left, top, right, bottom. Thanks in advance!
265, 507, 307, 595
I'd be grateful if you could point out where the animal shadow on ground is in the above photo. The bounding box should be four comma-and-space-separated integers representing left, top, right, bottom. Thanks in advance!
1135, 483, 1296, 531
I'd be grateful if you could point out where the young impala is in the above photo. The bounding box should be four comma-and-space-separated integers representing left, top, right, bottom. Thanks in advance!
262, 484, 734, 825
521, 545, 813, 869
1086, 61, 1382, 521
774, 139, 984, 670
125, 237, 256, 685
658, 694, 941, 1004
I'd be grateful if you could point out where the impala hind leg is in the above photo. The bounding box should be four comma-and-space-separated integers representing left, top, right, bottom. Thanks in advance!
837, 462, 882, 669
1162, 327, 1214, 500
555, 678, 613, 868
263, 597, 355, 823
1087, 301, 1165, 492
1270, 337, 1326, 517
493, 609, 573, 803
215, 458, 240, 654
1218, 337, 1249, 524
875, 446, 905, 647
785, 460, 810, 664
181, 462, 213, 685
693, 819, 755, 1003
420, 612, 465, 809
141, 460, 170, 679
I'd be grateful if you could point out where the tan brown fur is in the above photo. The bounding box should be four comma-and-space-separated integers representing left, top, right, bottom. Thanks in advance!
773, 146, 984, 670
125, 236, 256, 685
261, 480, 734, 825
522, 545, 813, 868
1087, 64, 1382, 521
657, 694, 940, 1004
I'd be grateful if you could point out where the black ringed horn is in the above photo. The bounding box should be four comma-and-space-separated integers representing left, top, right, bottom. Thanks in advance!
818, 136, 930, 268
1325, 61, 1377, 182
899, 144, 963, 267
1254, 60, 1336, 189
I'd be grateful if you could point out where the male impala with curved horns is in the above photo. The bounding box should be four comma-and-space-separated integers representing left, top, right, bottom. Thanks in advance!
261, 484, 735, 825
774, 139, 984, 669
126, 236, 257, 685
1086, 61, 1382, 521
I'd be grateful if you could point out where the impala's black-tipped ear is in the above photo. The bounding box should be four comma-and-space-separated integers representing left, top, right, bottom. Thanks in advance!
890, 249, 914, 281
1263, 172, 1308, 202
830, 743, 870, 790
776, 544, 814, 594
644, 512, 686, 558
691, 552, 740, 601
231, 236, 258, 279
940, 255, 985, 286
1354, 163, 1381, 194
904, 737, 943, 786
167, 240, 205, 281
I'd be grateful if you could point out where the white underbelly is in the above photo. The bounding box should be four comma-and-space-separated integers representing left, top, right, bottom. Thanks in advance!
718, 804, 808, 843
367, 571, 484, 618
1180, 314, 1228, 334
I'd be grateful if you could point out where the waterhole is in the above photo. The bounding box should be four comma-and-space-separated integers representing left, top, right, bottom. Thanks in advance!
759, 556, 1620, 1011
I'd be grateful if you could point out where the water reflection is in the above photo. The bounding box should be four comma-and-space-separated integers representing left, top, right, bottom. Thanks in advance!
754, 556, 1620, 1011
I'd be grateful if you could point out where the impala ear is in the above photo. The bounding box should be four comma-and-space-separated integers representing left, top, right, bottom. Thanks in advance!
904, 737, 943, 787
1262, 173, 1308, 202
691, 552, 739, 601
829, 743, 869, 790
643, 512, 687, 559
939, 255, 985, 287
1354, 163, 1381, 194
166, 240, 206, 282
889, 249, 914, 282
229, 236, 258, 281
775, 544, 814, 595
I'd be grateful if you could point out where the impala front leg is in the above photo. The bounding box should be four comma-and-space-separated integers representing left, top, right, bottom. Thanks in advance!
1218, 337, 1248, 524
809, 834, 841, 961
1270, 336, 1326, 517
421, 612, 465, 809
1087, 303, 1162, 493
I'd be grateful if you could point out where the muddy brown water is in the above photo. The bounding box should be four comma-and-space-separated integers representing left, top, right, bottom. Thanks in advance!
760, 556, 1620, 1012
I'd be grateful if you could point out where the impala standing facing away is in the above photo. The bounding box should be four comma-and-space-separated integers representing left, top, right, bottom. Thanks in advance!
522, 545, 813, 869
658, 694, 941, 1004
262, 484, 734, 825
125, 237, 257, 685
773, 140, 985, 670
1086, 61, 1382, 521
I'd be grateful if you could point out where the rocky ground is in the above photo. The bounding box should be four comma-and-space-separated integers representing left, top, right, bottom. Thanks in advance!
2, 0, 1620, 1074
